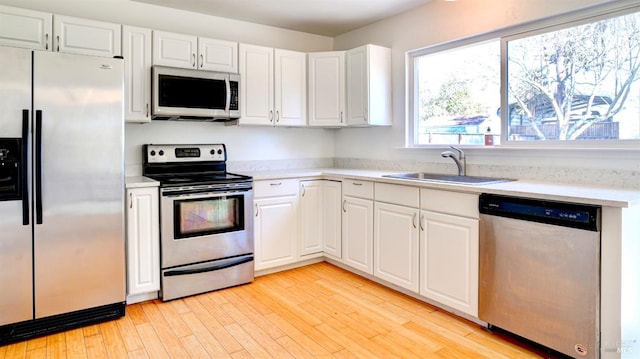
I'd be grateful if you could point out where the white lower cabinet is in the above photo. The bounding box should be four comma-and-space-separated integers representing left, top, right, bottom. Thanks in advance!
321, 181, 342, 258
299, 180, 342, 258
254, 179, 299, 271
374, 202, 420, 292
419, 189, 479, 317
373, 183, 420, 293
341, 180, 374, 274
126, 186, 160, 303
342, 197, 373, 273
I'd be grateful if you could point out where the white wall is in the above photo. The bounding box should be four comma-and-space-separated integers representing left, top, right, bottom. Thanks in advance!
0, 0, 335, 176
332, 0, 640, 188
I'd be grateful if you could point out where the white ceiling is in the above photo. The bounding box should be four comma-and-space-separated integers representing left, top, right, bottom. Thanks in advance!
132, 0, 434, 37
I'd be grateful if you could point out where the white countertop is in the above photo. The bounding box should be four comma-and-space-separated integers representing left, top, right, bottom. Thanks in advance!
243, 168, 640, 208
125, 176, 160, 189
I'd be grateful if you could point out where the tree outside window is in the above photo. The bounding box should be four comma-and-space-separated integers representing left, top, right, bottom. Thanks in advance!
506, 11, 640, 142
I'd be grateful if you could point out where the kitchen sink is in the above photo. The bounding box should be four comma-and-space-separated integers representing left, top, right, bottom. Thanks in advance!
382, 172, 513, 185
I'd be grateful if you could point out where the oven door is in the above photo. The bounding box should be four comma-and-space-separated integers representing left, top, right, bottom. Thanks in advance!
160, 186, 253, 269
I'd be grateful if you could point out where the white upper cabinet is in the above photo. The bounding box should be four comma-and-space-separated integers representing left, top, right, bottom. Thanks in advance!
239, 44, 306, 126
53, 15, 121, 57
0, 5, 52, 50
152, 30, 198, 69
308, 51, 346, 127
198, 37, 238, 73
346, 44, 391, 126
122, 25, 152, 123
0, 6, 120, 57
152, 31, 237, 72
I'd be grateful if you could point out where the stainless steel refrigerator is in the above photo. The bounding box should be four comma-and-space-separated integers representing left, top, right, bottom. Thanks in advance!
0, 46, 125, 344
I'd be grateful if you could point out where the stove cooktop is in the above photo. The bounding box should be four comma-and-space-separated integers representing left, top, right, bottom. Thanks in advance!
145, 172, 252, 187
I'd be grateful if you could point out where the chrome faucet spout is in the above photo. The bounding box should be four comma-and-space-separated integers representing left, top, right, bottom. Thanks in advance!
441, 146, 466, 176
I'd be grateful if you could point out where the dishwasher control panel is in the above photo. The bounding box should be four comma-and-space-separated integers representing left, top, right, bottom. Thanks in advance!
479, 194, 600, 231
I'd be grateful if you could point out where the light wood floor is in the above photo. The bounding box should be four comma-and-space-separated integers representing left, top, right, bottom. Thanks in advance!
1, 262, 552, 359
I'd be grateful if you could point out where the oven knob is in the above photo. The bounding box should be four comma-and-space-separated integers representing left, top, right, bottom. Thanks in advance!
150, 150, 156, 156
210, 149, 215, 155
159, 150, 164, 156
217, 149, 223, 155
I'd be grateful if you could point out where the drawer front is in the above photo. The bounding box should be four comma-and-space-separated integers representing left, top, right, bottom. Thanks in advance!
375, 182, 419, 208
421, 188, 479, 218
342, 179, 374, 199
254, 179, 299, 198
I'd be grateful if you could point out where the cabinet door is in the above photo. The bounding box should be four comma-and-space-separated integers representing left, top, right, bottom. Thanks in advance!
152, 30, 197, 69
420, 211, 479, 316
126, 187, 160, 297
198, 37, 238, 73
346, 45, 367, 125
342, 196, 374, 274
0, 5, 52, 50
254, 196, 298, 270
274, 49, 306, 126
322, 180, 342, 258
308, 51, 345, 127
299, 181, 323, 257
239, 43, 274, 125
122, 25, 151, 123
53, 15, 121, 57
346, 44, 391, 127
374, 202, 419, 292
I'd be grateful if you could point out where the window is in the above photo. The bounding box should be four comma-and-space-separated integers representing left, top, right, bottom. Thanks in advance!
409, 4, 640, 146
414, 40, 500, 145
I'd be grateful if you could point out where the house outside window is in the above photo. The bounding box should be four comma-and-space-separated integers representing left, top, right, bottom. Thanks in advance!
409, 3, 640, 147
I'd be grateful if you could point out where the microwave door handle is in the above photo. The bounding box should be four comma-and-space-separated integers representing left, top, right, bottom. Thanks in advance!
225, 77, 231, 112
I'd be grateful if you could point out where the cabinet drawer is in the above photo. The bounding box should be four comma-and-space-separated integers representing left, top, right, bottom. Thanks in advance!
375, 183, 419, 208
342, 179, 374, 199
254, 179, 298, 198
420, 188, 478, 218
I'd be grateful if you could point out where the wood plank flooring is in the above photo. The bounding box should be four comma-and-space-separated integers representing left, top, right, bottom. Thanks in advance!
1, 262, 552, 358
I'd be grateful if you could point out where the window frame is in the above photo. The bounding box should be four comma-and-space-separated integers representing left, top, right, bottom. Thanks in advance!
407, 1, 640, 149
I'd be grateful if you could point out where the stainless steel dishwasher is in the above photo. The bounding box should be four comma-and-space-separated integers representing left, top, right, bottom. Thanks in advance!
478, 194, 601, 359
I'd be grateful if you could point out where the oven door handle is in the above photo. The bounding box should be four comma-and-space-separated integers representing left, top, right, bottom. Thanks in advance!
162, 187, 252, 197
163, 256, 254, 277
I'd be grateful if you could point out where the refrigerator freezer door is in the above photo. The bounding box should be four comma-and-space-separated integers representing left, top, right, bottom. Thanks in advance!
0, 46, 34, 326
32, 51, 125, 319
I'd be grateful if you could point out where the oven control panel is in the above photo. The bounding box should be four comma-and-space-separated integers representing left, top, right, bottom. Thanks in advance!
145, 144, 226, 163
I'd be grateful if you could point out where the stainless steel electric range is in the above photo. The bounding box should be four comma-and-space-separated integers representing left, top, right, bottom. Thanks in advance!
142, 144, 254, 301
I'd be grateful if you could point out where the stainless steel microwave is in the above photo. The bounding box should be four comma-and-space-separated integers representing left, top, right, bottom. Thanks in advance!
151, 66, 240, 121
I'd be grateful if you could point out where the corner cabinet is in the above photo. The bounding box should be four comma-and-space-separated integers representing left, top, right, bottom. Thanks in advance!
299, 180, 342, 259
419, 189, 479, 317
125, 184, 160, 304
308, 51, 346, 127
253, 179, 299, 271
122, 25, 152, 123
346, 44, 392, 126
239, 44, 306, 126
374, 183, 420, 292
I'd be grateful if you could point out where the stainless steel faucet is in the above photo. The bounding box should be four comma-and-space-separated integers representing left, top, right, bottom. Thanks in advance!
441, 146, 466, 176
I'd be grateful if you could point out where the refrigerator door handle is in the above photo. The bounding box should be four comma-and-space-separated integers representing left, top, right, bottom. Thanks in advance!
35, 110, 43, 224
21, 109, 30, 225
